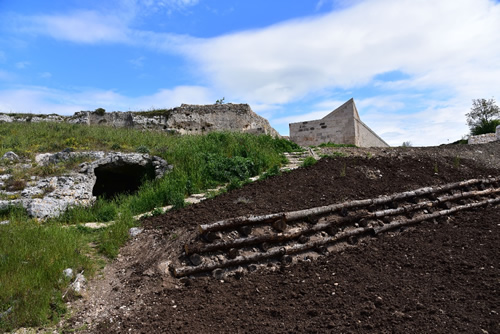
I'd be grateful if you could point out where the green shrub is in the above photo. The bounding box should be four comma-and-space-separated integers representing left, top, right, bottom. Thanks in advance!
260, 165, 281, 180
301, 156, 317, 167
471, 119, 500, 135
93, 108, 106, 116
226, 178, 243, 191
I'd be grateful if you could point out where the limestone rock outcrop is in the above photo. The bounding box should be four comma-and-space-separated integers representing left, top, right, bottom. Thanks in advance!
0, 103, 280, 137
0, 151, 171, 219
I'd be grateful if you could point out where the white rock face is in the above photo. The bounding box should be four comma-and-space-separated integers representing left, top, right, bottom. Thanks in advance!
1, 151, 171, 219
468, 133, 497, 144
0, 114, 13, 123
1, 151, 19, 161
0, 103, 280, 137
22, 174, 95, 218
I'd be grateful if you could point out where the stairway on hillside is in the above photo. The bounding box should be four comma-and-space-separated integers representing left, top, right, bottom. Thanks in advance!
282, 148, 319, 171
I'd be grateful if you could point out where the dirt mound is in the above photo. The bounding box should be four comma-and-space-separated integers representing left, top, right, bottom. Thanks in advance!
66, 143, 500, 333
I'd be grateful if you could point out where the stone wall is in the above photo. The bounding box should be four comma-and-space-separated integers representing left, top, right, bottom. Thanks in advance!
354, 119, 389, 147
0, 104, 280, 137
468, 126, 500, 144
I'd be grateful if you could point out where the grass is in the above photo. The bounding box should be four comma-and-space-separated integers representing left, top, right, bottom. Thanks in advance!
301, 156, 317, 167
0, 207, 94, 331
340, 162, 347, 177
317, 142, 356, 148
0, 122, 300, 331
320, 152, 347, 159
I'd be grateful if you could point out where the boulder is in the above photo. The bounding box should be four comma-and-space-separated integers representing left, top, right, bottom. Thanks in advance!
2, 151, 19, 162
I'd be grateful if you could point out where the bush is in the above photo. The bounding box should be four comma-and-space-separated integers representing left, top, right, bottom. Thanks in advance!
203, 154, 256, 183
301, 156, 317, 167
471, 119, 500, 135
93, 108, 106, 116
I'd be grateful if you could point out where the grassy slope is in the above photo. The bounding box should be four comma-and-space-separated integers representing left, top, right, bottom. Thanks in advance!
0, 122, 299, 331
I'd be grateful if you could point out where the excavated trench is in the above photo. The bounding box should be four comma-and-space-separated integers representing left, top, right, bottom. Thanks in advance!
92, 162, 156, 199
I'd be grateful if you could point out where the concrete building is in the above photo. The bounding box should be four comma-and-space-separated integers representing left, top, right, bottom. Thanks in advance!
289, 98, 389, 147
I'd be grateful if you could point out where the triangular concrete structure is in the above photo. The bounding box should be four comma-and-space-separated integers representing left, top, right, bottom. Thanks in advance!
323, 98, 360, 121
289, 99, 389, 147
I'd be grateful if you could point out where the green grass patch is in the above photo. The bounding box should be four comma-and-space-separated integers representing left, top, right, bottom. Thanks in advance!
0, 216, 94, 331
320, 151, 347, 159
317, 142, 356, 148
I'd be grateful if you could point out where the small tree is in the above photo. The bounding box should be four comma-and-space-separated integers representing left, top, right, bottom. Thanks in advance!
93, 107, 106, 116
401, 141, 412, 147
466, 98, 500, 135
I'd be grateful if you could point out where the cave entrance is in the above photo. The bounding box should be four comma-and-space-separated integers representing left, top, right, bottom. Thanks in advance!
92, 162, 156, 199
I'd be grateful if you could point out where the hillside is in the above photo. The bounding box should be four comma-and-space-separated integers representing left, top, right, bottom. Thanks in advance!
63, 142, 500, 333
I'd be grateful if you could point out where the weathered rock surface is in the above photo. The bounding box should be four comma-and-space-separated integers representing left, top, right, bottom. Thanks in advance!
0, 151, 171, 219
0, 103, 280, 137
1, 151, 19, 162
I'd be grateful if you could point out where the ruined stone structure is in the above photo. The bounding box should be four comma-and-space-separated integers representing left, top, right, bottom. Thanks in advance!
0, 103, 279, 137
289, 99, 389, 147
467, 125, 500, 144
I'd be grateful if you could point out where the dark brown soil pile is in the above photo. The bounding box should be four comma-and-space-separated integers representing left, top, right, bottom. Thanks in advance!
66, 142, 500, 334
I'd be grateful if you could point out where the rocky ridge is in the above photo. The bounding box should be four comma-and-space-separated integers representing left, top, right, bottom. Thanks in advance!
0, 103, 280, 137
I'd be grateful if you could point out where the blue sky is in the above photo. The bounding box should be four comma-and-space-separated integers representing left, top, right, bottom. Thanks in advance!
0, 0, 499, 146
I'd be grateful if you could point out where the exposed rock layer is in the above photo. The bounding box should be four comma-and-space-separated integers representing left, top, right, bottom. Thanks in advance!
0, 103, 280, 137
0, 151, 171, 219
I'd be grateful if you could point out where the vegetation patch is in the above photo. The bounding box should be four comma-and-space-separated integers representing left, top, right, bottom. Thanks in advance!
317, 142, 357, 148
301, 156, 317, 167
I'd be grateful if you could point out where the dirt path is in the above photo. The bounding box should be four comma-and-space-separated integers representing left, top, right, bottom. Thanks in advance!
64, 142, 500, 333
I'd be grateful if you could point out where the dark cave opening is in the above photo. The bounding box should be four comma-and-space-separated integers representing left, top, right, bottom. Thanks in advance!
92, 162, 156, 199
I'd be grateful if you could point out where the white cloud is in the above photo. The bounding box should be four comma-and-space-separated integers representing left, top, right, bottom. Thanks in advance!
129, 56, 146, 68
359, 96, 472, 146
0, 85, 214, 115
21, 10, 130, 44
182, 0, 500, 106
39, 72, 51, 78
273, 110, 332, 126
15, 61, 30, 69
162, 0, 200, 9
